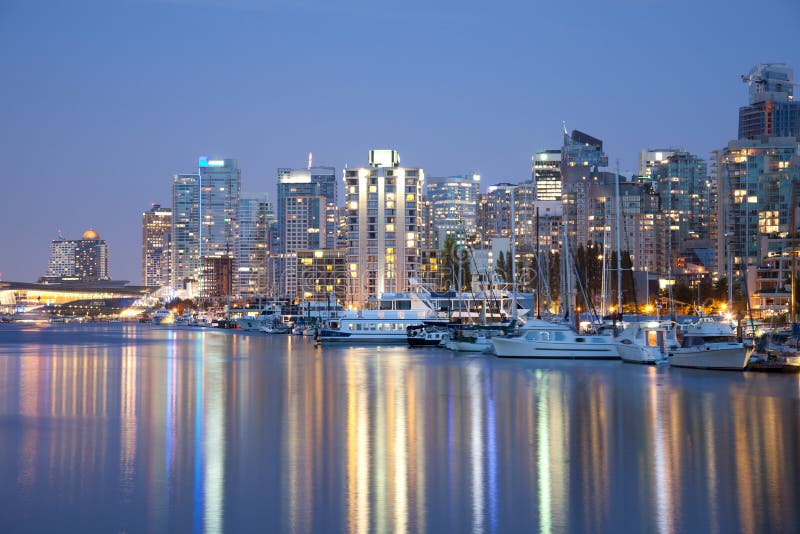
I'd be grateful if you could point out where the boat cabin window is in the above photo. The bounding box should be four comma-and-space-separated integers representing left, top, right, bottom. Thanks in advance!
525, 331, 538, 340
554, 332, 565, 341
379, 301, 393, 310
541, 332, 550, 341
377, 324, 383, 331
647, 331, 658, 347
356, 324, 362, 331
591, 337, 605, 343
575, 337, 585, 343
396, 300, 411, 310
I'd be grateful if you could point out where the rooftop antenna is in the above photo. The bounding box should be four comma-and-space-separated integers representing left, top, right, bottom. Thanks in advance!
308, 151, 313, 170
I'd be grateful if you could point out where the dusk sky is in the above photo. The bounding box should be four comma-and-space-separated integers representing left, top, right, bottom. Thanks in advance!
1, 0, 799, 283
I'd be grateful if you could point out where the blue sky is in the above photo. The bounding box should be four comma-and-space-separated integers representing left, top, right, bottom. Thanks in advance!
1, 0, 799, 282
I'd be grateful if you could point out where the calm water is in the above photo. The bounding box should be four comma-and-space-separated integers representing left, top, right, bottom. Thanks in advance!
0, 324, 798, 533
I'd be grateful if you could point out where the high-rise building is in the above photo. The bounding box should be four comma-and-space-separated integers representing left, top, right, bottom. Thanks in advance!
638, 148, 681, 180
236, 193, 273, 299
141, 204, 172, 287
345, 149, 423, 303
171, 157, 241, 296
561, 129, 609, 244
425, 173, 480, 247
738, 64, 800, 140
273, 165, 335, 297
46, 229, 109, 281
296, 249, 347, 304
715, 136, 800, 277
532, 150, 562, 201
650, 151, 710, 269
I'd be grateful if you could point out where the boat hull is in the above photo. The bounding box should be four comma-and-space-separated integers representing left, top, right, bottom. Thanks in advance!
492, 338, 620, 359
445, 340, 491, 352
669, 347, 749, 370
618, 344, 668, 364
316, 329, 409, 344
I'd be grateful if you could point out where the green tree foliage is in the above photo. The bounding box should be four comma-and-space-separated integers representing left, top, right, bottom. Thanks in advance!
495, 251, 506, 283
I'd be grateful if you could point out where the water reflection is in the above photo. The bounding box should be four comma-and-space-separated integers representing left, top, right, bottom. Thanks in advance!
0, 325, 798, 533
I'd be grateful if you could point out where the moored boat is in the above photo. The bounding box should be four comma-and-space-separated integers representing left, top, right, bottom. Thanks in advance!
668, 317, 749, 370
491, 319, 620, 359
617, 321, 677, 364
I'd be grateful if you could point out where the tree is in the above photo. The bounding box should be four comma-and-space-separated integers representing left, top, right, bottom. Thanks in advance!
460, 248, 472, 291
441, 235, 457, 290
496, 251, 506, 283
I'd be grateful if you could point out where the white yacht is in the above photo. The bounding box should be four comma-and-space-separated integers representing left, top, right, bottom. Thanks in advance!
668, 317, 749, 370
316, 292, 439, 344
491, 319, 620, 359
617, 321, 677, 364
152, 308, 173, 325
232, 304, 282, 331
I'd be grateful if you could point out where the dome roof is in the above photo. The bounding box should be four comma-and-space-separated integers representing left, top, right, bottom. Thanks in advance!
82, 229, 100, 239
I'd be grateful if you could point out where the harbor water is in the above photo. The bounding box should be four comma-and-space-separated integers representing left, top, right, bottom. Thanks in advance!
0, 324, 798, 533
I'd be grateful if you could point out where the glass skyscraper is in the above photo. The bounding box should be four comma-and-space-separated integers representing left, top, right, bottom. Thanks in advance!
171, 158, 241, 296
141, 204, 172, 287
425, 173, 480, 247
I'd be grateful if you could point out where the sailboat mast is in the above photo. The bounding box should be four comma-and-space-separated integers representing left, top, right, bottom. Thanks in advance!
615, 162, 623, 320
510, 186, 517, 319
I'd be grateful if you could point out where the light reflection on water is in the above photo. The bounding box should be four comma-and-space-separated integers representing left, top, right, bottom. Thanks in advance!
0, 324, 798, 533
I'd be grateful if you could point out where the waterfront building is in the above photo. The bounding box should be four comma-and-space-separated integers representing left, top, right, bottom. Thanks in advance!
236, 193, 273, 299
171, 157, 241, 296
295, 249, 347, 306
344, 149, 423, 304
141, 204, 172, 287
650, 151, 710, 270
274, 164, 337, 297
561, 129, 609, 244
715, 137, 800, 278
738, 63, 800, 140
476, 183, 513, 248
425, 173, 480, 247
46, 229, 109, 282
532, 150, 562, 201
200, 255, 234, 299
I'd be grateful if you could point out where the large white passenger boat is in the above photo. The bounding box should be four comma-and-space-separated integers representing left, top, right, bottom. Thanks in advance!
617, 321, 677, 364
316, 292, 441, 344
491, 319, 620, 359
668, 317, 749, 370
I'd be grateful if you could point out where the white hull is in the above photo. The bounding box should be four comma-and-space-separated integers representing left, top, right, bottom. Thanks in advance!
492, 337, 620, 359
234, 318, 266, 331
445, 339, 492, 352
618, 344, 668, 364
317, 332, 410, 344
669, 346, 749, 370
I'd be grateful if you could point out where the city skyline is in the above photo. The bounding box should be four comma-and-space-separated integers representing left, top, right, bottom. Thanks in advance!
1, 0, 799, 282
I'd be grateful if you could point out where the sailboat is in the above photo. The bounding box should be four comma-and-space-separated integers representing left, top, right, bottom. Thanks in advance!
492, 217, 620, 359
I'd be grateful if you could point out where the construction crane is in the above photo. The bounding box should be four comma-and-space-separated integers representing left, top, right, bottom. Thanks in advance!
741, 63, 800, 87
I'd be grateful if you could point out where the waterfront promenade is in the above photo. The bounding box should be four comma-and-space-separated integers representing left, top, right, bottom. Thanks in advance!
0, 323, 798, 533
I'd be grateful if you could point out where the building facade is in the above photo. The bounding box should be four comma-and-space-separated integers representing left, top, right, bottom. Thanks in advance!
141, 204, 172, 287
425, 173, 480, 247
236, 193, 273, 299
171, 157, 241, 296
738, 64, 800, 140
532, 150, 562, 201
650, 151, 710, 269
47, 229, 109, 281
345, 150, 423, 304
716, 137, 800, 278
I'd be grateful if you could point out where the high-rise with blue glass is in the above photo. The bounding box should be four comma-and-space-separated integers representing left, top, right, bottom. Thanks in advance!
171, 157, 241, 297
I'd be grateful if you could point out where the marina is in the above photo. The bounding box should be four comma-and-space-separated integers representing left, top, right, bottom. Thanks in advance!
0, 323, 798, 532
